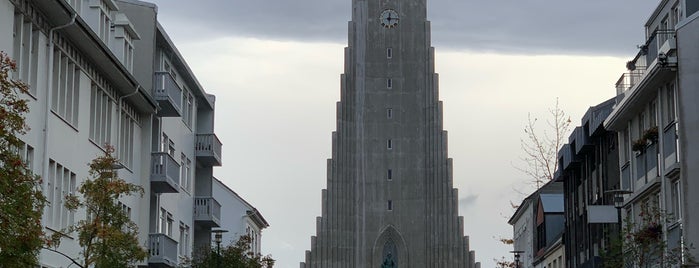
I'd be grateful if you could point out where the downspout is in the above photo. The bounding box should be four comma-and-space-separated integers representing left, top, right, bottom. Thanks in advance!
42, 13, 76, 205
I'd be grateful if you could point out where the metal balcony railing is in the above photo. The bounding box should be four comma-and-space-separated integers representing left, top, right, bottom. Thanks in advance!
195, 134, 222, 166
154, 71, 183, 117
148, 233, 178, 267
194, 197, 221, 227
150, 152, 180, 193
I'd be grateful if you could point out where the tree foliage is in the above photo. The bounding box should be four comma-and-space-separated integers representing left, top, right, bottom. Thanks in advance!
187, 235, 275, 268
46, 146, 147, 267
516, 98, 571, 189
602, 206, 690, 268
0, 51, 46, 267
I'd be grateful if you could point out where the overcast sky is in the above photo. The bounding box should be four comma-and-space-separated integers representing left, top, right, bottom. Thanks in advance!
144, 1, 660, 267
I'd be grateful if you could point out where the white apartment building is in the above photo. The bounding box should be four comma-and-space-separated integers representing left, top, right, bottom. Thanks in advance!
605, 0, 699, 266
0, 0, 238, 267
213, 178, 269, 255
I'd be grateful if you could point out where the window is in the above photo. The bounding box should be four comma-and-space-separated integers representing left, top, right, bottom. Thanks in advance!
161, 133, 169, 153
184, 158, 191, 191
179, 222, 190, 257
182, 90, 194, 128
158, 209, 173, 236
13, 11, 41, 96
387, 169, 393, 181
89, 83, 113, 147
117, 201, 132, 232
167, 213, 173, 236
649, 98, 657, 128
51, 49, 80, 127
387, 108, 393, 119
387, 78, 392, 89
673, 3, 682, 26
168, 140, 176, 157
387, 139, 393, 150
159, 208, 166, 234
665, 83, 676, 125
386, 48, 393, 59
119, 109, 136, 168
179, 154, 192, 191
180, 154, 186, 187
670, 180, 681, 221
69, 0, 83, 14
25, 145, 34, 171
46, 160, 76, 230
91, 0, 113, 43
387, 200, 393, 211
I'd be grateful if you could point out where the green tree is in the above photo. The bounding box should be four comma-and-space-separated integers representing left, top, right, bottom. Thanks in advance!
46, 146, 147, 267
187, 235, 275, 268
0, 51, 46, 267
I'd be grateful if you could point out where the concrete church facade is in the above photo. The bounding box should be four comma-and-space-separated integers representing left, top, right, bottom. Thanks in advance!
300, 0, 480, 267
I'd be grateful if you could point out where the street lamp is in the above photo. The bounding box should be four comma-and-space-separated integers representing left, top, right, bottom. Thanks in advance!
605, 189, 634, 223
510, 250, 524, 268
212, 229, 228, 268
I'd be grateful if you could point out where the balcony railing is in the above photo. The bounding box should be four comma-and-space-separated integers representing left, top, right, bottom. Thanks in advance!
195, 134, 222, 166
194, 197, 221, 227
151, 152, 180, 193
154, 71, 183, 117
148, 233, 178, 267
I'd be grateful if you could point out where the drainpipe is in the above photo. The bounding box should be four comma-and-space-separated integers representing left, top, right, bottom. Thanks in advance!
42, 13, 76, 203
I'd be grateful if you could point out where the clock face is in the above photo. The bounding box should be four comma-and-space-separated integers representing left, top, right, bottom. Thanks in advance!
380, 9, 399, 28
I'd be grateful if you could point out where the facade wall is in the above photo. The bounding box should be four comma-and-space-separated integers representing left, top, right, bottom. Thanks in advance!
0, 0, 229, 266
676, 10, 699, 262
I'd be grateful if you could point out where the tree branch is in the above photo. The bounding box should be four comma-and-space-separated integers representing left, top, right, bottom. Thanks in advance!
42, 247, 85, 268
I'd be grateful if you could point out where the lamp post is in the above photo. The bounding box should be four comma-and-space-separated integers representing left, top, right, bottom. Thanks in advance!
212, 229, 228, 268
605, 189, 633, 224
510, 250, 524, 268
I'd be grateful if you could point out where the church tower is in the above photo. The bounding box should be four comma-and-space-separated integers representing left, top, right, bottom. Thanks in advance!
301, 0, 480, 267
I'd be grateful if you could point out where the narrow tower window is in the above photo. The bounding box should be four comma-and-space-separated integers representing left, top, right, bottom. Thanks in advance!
387, 169, 393, 180
387, 139, 393, 150
387, 78, 392, 89
388, 200, 393, 211
387, 48, 393, 59
387, 108, 393, 119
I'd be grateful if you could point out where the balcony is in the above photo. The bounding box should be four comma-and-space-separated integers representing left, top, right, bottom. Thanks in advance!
195, 134, 222, 166
154, 71, 182, 117
148, 233, 178, 267
194, 197, 221, 227
606, 31, 677, 131
150, 152, 180, 193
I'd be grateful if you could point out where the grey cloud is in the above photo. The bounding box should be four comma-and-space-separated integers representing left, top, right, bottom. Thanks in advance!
146, 0, 658, 56
459, 193, 479, 208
